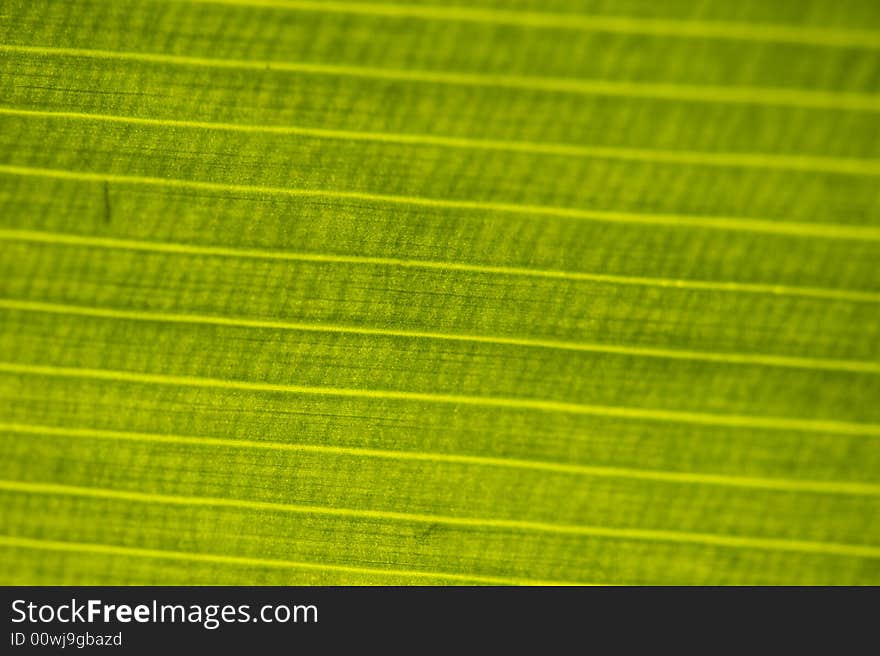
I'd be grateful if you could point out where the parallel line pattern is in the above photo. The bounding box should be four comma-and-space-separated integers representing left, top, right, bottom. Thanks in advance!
3, 166, 880, 241
3, 421, 877, 495
4, 106, 879, 176
2, 361, 879, 436
171, 0, 880, 49
0, 535, 574, 585
1, 480, 878, 558
3, 44, 880, 111
2, 298, 879, 374
2, 229, 878, 302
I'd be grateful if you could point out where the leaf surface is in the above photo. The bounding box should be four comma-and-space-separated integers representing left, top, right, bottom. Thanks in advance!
1, 0, 879, 584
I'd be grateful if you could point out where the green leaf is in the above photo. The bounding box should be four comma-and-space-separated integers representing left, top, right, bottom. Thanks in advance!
1, 0, 879, 585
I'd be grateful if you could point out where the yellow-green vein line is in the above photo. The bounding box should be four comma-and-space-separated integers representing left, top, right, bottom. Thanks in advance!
1, 480, 878, 559
2, 421, 878, 496
1, 229, 878, 302
3, 106, 879, 176
0, 535, 574, 585
2, 166, 879, 241
2, 298, 878, 374
1, 361, 879, 436
171, 0, 880, 49
2, 44, 879, 111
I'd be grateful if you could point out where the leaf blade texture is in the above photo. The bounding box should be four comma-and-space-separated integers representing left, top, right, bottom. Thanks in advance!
1, 0, 879, 585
